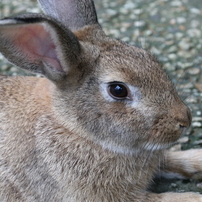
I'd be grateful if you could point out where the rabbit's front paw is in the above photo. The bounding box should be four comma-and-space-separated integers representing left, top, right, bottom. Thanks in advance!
164, 149, 202, 180
157, 192, 202, 202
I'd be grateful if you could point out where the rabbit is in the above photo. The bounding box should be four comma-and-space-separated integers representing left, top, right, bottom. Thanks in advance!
0, 0, 202, 201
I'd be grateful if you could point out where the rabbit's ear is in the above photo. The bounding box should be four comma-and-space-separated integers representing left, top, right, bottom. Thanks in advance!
0, 14, 81, 82
37, 0, 98, 31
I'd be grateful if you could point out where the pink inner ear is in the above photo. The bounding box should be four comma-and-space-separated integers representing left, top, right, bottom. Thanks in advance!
6, 23, 63, 72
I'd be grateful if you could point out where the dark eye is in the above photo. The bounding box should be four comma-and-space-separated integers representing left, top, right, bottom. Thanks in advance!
108, 82, 129, 100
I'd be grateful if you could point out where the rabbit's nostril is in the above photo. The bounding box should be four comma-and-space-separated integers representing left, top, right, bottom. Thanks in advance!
179, 124, 186, 130
176, 117, 190, 129
172, 104, 192, 129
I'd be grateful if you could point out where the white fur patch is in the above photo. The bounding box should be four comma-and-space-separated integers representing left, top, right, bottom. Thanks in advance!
97, 140, 167, 155
0, 19, 17, 25
98, 140, 139, 155
144, 142, 169, 151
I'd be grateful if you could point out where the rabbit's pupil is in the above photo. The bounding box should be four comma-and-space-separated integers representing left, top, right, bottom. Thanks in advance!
108, 83, 128, 100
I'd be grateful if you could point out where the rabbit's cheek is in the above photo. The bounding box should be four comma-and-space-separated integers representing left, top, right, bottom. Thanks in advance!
150, 117, 182, 144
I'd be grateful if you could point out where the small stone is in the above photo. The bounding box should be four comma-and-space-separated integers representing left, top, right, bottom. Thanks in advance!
160, 17, 167, 23
196, 111, 202, 116
133, 9, 143, 15
190, 8, 201, 15
167, 46, 178, 53
145, 30, 153, 36
132, 30, 141, 40
120, 8, 129, 15
164, 63, 176, 71
178, 83, 194, 89
120, 27, 127, 33
170, 19, 176, 25
109, 2, 117, 8
134, 20, 146, 28
186, 97, 197, 103
159, 56, 169, 63
175, 32, 184, 39
11, 72, 18, 76
170, 1, 182, 7
188, 68, 200, 75
187, 29, 201, 38
178, 137, 189, 144
27, 8, 40, 13
10, 67, 18, 73
151, 47, 161, 55
176, 17, 186, 24
197, 183, 202, 189
192, 122, 202, 127
183, 63, 194, 69
178, 40, 191, 51
193, 140, 202, 145
0, 54, 4, 60
196, 43, 202, 50
106, 9, 118, 16
178, 51, 193, 59
190, 49, 198, 57
190, 20, 201, 28
192, 117, 202, 122
166, 39, 175, 45
0, 65, 9, 71
170, 183, 177, 188
179, 25, 186, 31
107, 29, 120, 38
123, 3, 137, 9
184, 127, 192, 136
122, 37, 130, 42
168, 53, 177, 60
195, 83, 202, 92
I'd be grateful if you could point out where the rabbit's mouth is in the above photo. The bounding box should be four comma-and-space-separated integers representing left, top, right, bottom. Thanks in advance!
142, 135, 179, 152
147, 126, 183, 151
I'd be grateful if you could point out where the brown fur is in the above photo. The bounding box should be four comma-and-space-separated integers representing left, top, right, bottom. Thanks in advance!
0, 0, 202, 201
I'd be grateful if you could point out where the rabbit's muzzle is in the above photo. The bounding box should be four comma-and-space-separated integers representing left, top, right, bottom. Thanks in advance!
150, 102, 191, 147
173, 105, 192, 129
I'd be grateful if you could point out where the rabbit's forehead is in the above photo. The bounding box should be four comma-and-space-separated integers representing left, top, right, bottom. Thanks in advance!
98, 43, 170, 86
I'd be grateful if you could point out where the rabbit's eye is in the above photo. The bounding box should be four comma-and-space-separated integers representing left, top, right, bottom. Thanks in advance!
108, 82, 129, 100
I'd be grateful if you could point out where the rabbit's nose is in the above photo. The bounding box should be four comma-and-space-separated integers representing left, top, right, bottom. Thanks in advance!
172, 104, 192, 129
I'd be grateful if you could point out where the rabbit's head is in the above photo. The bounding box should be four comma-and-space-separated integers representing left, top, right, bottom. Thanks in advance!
0, 0, 191, 154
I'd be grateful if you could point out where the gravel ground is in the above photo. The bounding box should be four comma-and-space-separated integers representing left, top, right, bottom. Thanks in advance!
0, 0, 202, 194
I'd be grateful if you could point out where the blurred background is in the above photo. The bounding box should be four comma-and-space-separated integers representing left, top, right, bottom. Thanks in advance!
0, 0, 202, 194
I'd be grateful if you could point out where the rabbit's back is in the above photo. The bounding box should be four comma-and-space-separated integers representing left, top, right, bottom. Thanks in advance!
0, 76, 64, 201
0, 76, 52, 129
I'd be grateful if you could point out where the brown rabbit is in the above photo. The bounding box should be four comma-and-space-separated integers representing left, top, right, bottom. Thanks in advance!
0, 0, 202, 201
